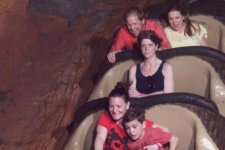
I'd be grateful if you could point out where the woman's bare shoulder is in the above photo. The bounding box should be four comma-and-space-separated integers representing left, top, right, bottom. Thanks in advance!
163, 61, 173, 71
130, 64, 137, 71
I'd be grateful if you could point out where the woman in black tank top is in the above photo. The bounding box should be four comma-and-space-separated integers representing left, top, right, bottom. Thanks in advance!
128, 30, 174, 98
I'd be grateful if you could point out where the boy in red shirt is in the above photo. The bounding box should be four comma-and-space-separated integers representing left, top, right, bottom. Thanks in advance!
123, 107, 179, 150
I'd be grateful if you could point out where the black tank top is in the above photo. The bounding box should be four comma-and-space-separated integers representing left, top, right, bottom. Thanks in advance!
136, 61, 165, 94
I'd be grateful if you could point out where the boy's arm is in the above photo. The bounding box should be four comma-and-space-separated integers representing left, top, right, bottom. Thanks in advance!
169, 136, 179, 150
143, 144, 160, 150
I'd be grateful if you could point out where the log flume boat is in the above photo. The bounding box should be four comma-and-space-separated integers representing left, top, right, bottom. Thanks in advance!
64, 46, 225, 150
64, 6, 225, 149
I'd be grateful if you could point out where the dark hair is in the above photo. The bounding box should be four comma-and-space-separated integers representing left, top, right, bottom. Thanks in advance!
137, 30, 162, 47
165, 1, 200, 36
109, 82, 129, 103
125, 7, 145, 22
123, 107, 145, 125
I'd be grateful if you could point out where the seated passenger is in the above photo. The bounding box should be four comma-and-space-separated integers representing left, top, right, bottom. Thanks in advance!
123, 107, 179, 150
94, 82, 168, 150
129, 30, 174, 98
164, 1, 208, 48
107, 7, 171, 63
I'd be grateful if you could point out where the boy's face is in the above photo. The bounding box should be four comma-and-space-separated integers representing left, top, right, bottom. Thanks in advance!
124, 119, 146, 141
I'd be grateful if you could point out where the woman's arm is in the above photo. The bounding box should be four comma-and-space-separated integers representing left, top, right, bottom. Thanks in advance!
129, 65, 143, 98
169, 136, 179, 150
162, 62, 174, 93
94, 125, 108, 150
128, 65, 136, 88
139, 91, 164, 97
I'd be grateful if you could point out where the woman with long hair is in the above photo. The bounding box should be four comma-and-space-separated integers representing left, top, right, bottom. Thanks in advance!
164, 1, 208, 48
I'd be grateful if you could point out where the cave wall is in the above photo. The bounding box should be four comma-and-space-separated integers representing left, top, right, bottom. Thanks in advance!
0, 0, 159, 149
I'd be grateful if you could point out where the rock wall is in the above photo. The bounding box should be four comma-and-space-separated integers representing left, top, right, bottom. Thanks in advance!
0, 0, 156, 149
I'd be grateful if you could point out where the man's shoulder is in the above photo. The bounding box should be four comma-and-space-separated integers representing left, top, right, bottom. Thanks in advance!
114, 26, 135, 42
117, 25, 128, 32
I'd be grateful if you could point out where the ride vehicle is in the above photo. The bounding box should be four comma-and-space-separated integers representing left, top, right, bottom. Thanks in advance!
64, 46, 225, 150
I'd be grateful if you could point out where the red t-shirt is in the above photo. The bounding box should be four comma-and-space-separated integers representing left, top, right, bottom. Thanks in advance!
97, 111, 153, 150
111, 19, 171, 51
127, 122, 172, 150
